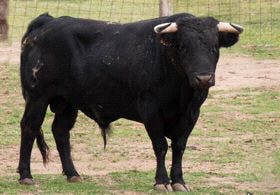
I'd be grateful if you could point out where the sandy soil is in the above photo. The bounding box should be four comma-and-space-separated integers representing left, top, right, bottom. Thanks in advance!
0, 42, 20, 65
215, 55, 280, 90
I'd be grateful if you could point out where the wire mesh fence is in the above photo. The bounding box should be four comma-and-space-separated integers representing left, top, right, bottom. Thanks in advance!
8, 0, 160, 40
3, 0, 280, 56
174, 0, 280, 51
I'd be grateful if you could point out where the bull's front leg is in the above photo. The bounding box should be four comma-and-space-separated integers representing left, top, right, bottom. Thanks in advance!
144, 116, 172, 192
169, 111, 199, 192
138, 99, 172, 192
170, 136, 190, 192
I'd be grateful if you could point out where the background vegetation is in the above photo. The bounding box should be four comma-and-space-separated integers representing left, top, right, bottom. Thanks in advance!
6, 0, 280, 58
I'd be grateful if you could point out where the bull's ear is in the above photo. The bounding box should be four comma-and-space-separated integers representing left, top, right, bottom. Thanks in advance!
219, 32, 240, 47
154, 22, 178, 34
218, 22, 244, 48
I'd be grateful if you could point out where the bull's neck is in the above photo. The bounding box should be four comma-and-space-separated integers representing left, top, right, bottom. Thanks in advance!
190, 90, 209, 109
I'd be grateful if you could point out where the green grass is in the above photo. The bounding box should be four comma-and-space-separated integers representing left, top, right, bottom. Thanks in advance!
272, 150, 280, 178
234, 173, 261, 183
5, 0, 280, 58
0, 174, 106, 194
0, 61, 280, 193
110, 170, 155, 193
0, 171, 231, 194
110, 170, 223, 194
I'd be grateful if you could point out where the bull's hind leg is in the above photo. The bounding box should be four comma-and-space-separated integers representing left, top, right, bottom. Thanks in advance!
51, 104, 80, 182
18, 97, 48, 185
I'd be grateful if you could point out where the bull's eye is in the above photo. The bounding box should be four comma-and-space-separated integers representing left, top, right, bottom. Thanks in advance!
180, 47, 187, 54
210, 48, 217, 54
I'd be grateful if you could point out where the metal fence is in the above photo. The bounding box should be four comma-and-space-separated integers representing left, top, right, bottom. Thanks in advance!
5, 0, 280, 47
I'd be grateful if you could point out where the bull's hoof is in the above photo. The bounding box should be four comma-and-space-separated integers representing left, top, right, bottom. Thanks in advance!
171, 183, 190, 192
67, 176, 82, 183
19, 178, 35, 185
154, 184, 173, 192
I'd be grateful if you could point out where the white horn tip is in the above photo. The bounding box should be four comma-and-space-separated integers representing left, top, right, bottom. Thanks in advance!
230, 23, 244, 33
218, 22, 244, 34
154, 23, 171, 33
154, 22, 178, 34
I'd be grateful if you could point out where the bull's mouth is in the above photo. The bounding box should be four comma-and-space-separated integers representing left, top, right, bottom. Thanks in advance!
189, 73, 215, 90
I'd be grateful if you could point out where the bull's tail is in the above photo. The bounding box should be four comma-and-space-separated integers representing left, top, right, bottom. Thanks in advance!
100, 124, 111, 150
22, 13, 54, 44
36, 128, 50, 166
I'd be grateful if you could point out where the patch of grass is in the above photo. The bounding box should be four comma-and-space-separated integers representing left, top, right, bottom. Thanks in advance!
272, 150, 280, 178
185, 171, 210, 182
221, 88, 280, 114
201, 105, 226, 113
110, 170, 155, 193
234, 119, 272, 132
199, 87, 280, 133
247, 91, 280, 114
0, 174, 106, 194
109, 170, 230, 194
0, 62, 23, 145
0, 171, 243, 194
111, 119, 146, 138
234, 173, 261, 183
194, 142, 247, 164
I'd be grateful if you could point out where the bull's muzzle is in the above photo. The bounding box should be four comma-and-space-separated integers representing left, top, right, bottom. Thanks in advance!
195, 73, 215, 89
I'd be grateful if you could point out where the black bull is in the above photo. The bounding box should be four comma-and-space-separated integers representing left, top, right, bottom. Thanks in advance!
18, 13, 243, 191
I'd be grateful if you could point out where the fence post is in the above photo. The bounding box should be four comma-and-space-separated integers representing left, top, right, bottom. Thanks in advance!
0, 0, 8, 41
159, 0, 173, 17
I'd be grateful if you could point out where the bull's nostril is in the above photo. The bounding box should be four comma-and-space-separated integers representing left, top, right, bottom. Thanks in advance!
194, 74, 215, 89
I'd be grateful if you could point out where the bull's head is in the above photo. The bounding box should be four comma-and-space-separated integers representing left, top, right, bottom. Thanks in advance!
154, 17, 243, 90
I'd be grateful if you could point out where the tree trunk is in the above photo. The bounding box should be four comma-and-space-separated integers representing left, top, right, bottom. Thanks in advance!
159, 0, 172, 17
0, 0, 8, 41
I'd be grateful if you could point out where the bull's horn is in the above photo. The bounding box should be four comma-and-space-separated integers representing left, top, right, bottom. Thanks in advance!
154, 22, 178, 34
217, 22, 244, 34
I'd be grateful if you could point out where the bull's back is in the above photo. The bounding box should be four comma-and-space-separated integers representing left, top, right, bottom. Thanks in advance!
20, 13, 183, 121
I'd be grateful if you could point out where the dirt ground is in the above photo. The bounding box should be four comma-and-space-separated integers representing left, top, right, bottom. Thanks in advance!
215, 55, 280, 90
0, 42, 279, 192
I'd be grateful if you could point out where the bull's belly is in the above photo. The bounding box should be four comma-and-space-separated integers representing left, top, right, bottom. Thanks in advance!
78, 98, 142, 126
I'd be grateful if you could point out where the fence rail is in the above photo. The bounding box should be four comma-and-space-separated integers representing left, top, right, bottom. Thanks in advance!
2, 0, 280, 57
